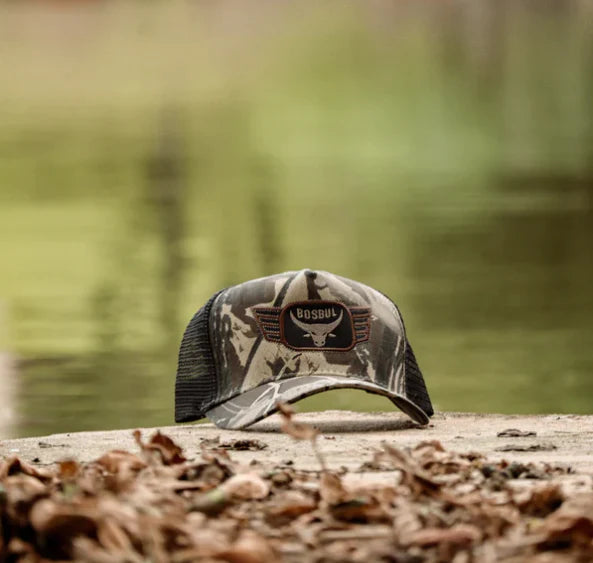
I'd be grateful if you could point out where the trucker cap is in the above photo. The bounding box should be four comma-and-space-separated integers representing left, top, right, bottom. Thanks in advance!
175, 269, 433, 429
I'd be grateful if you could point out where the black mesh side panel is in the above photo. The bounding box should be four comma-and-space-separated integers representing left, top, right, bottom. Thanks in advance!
379, 291, 434, 418
175, 291, 223, 422
404, 340, 434, 417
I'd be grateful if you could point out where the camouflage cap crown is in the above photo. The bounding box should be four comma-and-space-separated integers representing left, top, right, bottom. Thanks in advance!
175, 269, 433, 429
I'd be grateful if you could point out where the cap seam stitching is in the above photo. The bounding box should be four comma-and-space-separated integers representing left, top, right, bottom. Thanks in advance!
208, 289, 227, 411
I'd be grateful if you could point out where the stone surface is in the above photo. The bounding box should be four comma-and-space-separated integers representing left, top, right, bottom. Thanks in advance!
1, 412, 592, 474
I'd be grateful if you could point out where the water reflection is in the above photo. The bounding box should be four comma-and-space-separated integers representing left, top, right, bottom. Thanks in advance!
0, 1, 592, 437
0, 353, 17, 439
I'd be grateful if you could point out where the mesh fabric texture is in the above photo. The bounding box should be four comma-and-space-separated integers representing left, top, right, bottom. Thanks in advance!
380, 292, 433, 418
403, 340, 434, 417
174, 290, 223, 422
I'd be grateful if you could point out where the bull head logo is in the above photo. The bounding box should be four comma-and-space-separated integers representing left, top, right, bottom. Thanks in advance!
254, 302, 370, 351
289, 310, 343, 347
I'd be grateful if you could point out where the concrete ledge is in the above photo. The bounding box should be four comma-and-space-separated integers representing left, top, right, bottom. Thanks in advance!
2, 412, 592, 473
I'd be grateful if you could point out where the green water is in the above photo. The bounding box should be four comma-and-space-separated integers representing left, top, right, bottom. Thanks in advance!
0, 1, 592, 437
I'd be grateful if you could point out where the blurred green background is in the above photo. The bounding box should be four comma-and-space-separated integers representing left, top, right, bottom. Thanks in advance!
0, 1, 592, 438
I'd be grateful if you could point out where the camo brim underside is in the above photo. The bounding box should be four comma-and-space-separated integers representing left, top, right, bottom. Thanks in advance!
205, 374, 430, 429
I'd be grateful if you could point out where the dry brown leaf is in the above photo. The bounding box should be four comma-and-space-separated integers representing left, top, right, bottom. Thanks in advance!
95, 450, 147, 474
277, 402, 319, 442
220, 439, 268, 451
0, 456, 53, 482
280, 420, 319, 442
29, 499, 98, 558
538, 493, 593, 547
190, 488, 229, 516
269, 469, 293, 487
382, 442, 441, 495
59, 459, 79, 481
220, 473, 270, 500
329, 497, 388, 523
277, 401, 327, 470
466, 502, 520, 539
93, 449, 148, 494
199, 435, 221, 449
7, 537, 38, 560
318, 526, 393, 543
134, 430, 187, 465
276, 401, 294, 418
495, 443, 557, 453
497, 428, 537, 438
217, 530, 278, 563
516, 483, 564, 517
177, 459, 233, 491
29, 498, 92, 531
73, 536, 135, 563
405, 524, 482, 547
4, 474, 49, 526
414, 440, 446, 452
4, 474, 47, 503
266, 491, 317, 523
392, 500, 423, 537
149, 431, 187, 465
96, 518, 135, 553
199, 448, 235, 479
319, 471, 347, 504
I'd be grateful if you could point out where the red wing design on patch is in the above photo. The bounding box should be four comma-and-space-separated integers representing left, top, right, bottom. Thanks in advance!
253, 307, 282, 343
351, 307, 371, 343
254, 305, 372, 347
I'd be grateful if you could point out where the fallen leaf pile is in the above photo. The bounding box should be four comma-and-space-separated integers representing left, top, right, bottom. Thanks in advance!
1, 414, 592, 562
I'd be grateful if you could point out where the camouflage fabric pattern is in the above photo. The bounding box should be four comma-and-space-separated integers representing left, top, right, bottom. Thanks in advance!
205, 269, 430, 428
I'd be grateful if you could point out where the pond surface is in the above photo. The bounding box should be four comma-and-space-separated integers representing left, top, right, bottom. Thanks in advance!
0, 1, 592, 437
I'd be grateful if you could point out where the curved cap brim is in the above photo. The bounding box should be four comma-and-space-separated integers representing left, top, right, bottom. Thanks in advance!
205, 375, 430, 429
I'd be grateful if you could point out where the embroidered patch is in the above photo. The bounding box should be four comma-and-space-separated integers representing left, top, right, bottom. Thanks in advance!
254, 301, 371, 351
